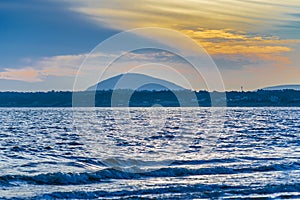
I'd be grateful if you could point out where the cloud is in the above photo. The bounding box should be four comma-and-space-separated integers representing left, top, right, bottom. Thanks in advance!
179, 28, 300, 67
119, 49, 185, 63
66, 0, 300, 67
0, 54, 86, 82
69, 0, 300, 31
0, 50, 187, 83
181, 28, 295, 54
0, 68, 42, 82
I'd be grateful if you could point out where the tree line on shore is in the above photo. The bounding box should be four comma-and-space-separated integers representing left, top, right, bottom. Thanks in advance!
0, 89, 299, 107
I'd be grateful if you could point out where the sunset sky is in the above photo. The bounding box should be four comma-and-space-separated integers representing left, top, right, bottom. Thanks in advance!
1, 0, 300, 91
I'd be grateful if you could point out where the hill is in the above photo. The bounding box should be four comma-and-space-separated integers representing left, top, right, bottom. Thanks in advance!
261, 84, 300, 91
86, 73, 185, 91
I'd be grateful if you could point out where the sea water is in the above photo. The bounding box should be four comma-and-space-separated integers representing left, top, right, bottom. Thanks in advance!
0, 108, 299, 199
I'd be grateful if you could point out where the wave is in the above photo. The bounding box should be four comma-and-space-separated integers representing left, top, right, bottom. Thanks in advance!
15, 183, 300, 199
1, 161, 298, 186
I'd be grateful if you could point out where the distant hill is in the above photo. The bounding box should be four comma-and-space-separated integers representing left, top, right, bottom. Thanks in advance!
261, 84, 300, 91
86, 73, 185, 91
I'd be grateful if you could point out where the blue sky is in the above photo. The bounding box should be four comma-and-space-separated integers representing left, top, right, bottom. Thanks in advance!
0, 0, 118, 64
0, 0, 300, 91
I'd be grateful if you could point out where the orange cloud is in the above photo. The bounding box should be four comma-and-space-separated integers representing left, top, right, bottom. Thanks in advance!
0, 68, 42, 82
181, 28, 295, 54
0, 54, 84, 82
0, 66, 79, 82
180, 28, 300, 66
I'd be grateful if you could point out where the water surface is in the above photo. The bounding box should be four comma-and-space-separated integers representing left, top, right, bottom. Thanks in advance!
0, 108, 299, 199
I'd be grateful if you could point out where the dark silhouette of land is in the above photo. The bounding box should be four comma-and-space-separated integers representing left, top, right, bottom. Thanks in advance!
0, 89, 299, 107
87, 73, 185, 91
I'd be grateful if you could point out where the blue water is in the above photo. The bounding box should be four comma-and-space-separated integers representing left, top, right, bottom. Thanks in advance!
0, 108, 299, 199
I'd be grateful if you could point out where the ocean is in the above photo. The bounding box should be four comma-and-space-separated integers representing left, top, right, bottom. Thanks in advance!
0, 108, 299, 199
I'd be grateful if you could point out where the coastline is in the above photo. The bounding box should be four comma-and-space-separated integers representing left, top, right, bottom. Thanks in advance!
0, 90, 299, 107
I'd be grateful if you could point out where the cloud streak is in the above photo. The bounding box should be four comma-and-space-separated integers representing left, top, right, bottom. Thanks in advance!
67, 0, 300, 66
70, 0, 300, 31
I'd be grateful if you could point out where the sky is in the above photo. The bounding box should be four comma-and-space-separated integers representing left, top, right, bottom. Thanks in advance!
0, 0, 300, 91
